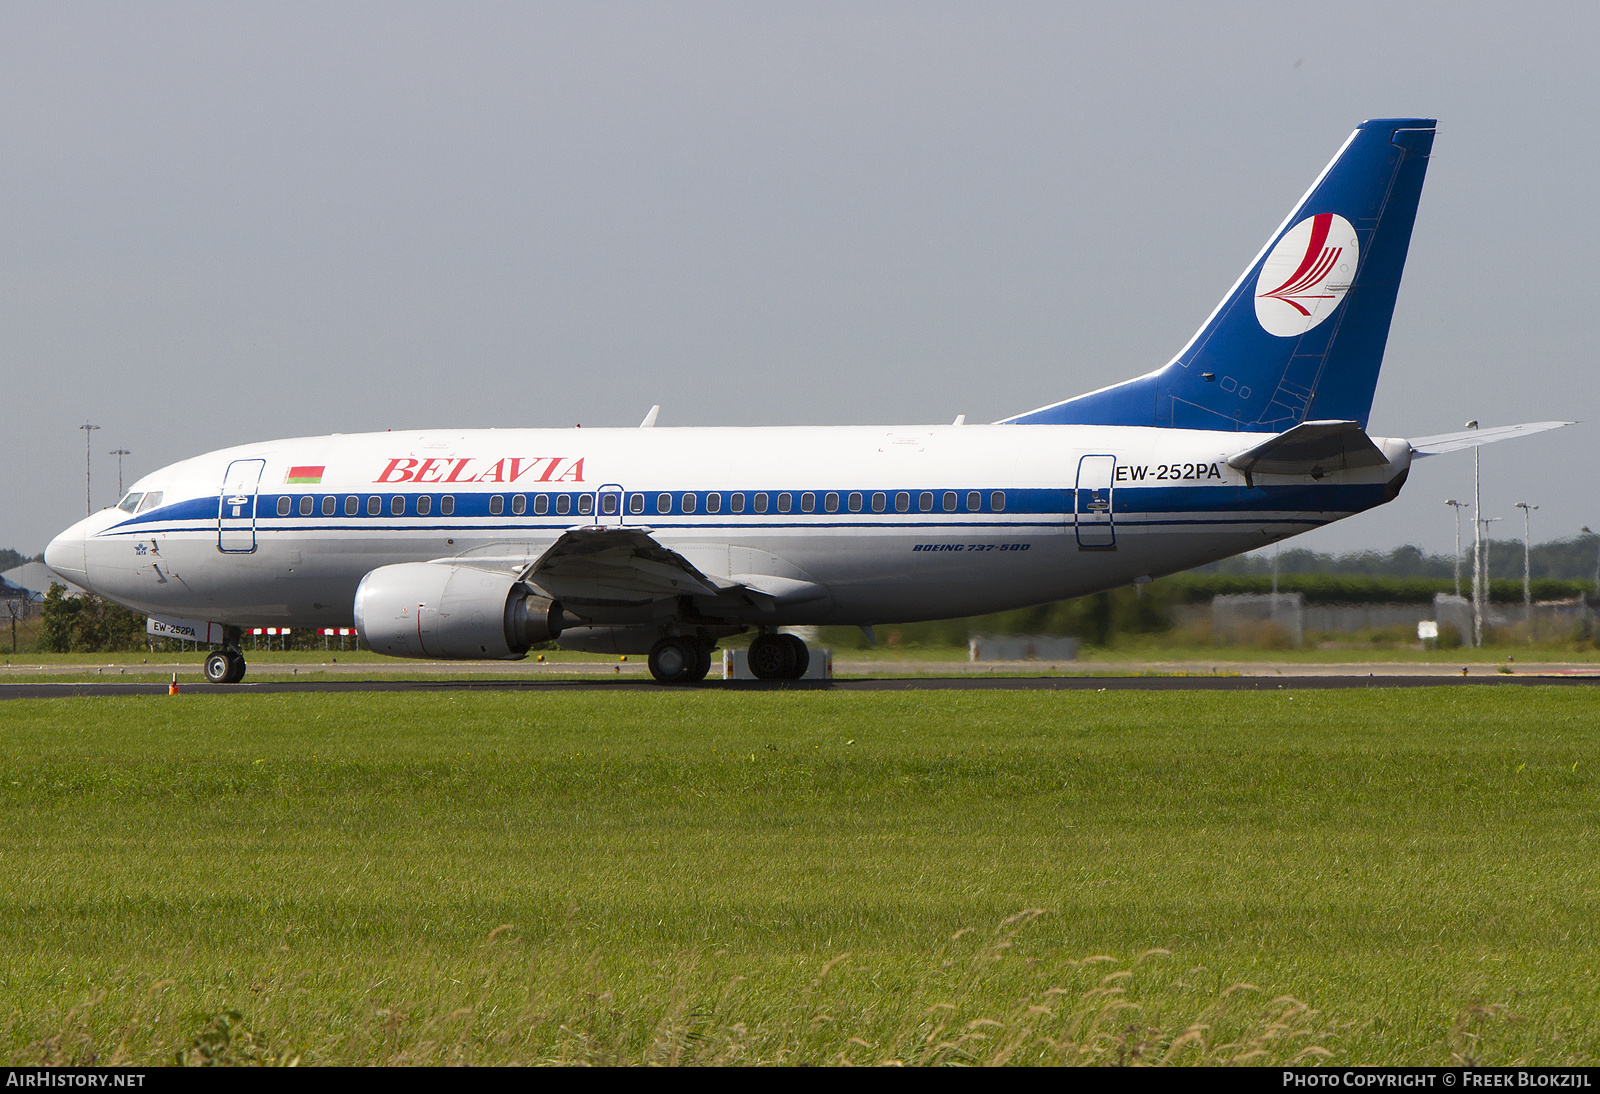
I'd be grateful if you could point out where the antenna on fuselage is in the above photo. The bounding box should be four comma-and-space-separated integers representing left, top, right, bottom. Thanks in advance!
640, 405, 660, 428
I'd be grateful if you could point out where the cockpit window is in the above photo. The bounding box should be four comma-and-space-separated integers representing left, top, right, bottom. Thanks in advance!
117, 493, 144, 513
137, 491, 164, 512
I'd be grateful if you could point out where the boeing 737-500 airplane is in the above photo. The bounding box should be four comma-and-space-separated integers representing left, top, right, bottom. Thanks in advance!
44, 118, 1566, 683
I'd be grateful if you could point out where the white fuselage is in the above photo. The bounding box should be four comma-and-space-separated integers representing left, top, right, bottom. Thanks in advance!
45, 423, 1410, 631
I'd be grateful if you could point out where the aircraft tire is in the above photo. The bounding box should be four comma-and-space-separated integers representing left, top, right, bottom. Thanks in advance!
690, 641, 713, 683
204, 652, 232, 684
227, 652, 247, 684
780, 634, 810, 680
648, 636, 698, 684
747, 634, 789, 680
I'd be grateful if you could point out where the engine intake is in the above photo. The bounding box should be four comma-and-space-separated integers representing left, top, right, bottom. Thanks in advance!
354, 562, 572, 660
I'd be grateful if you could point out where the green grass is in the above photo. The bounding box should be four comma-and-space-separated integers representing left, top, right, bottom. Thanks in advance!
1, 689, 1598, 1065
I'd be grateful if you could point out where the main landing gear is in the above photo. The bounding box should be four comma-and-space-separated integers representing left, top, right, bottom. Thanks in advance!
648, 635, 714, 685
747, 632, 809, 680
204, 649, 247, 684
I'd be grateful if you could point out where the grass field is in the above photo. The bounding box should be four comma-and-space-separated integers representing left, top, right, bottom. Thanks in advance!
1, 687, 1598, 1066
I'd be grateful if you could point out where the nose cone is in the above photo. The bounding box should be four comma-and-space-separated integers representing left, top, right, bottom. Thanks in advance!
45, 521, 89, 583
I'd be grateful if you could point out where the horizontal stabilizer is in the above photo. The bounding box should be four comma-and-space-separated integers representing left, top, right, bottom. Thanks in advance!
1408, 421, 1572, 457
1226, 419, 1389, 479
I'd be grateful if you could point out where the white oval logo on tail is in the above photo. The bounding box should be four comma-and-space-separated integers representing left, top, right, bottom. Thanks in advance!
1254, 213, 1359, 337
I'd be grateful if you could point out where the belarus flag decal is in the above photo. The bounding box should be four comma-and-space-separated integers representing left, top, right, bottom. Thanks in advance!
285, 465, 325, 484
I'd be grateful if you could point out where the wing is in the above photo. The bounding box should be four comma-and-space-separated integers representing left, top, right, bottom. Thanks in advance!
516, 526, 830, 617
425, 524, 830, 621
522, 526, 722, 606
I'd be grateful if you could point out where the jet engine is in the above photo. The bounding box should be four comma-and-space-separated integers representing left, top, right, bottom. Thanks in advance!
354, 562, 572, 660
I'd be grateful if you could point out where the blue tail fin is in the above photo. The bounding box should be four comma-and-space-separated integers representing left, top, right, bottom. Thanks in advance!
1004, 118, 1435, 431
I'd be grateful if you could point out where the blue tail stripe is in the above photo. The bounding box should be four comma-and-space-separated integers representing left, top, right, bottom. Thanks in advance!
1004, 119, 1435, 432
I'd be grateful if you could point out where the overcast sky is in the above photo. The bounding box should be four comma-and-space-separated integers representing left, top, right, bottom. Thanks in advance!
2, 2, 1594, 557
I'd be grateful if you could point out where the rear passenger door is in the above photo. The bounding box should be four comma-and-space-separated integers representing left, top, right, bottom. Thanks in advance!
1074, 455, 1116, 550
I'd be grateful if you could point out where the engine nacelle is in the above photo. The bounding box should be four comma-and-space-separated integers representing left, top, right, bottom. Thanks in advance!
354, 562, 570, 660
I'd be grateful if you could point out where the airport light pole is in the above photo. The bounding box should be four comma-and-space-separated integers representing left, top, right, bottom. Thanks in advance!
1515, 502, 1538, 639
109, 448, 131, 498
1445, 499, 1468, 598
79, 422, 100, 515
1478, 514, 1501, 643
1468, 421, 1482, 646
1583, 526, 1599, 595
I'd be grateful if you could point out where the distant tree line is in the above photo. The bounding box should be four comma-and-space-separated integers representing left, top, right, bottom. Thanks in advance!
0, 548, 43, 573
35, 584, 149, 653
1200, 536, 1600, 584
823, 572, 1599, 650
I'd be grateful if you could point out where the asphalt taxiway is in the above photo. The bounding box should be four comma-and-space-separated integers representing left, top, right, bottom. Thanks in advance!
1, 672, 1596, 699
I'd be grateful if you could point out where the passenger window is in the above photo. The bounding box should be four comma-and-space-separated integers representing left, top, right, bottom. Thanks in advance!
731, 493, 745, 514
990, 491, 1005, 512
754, 493, 768, 514
600, 493, 618, 516
872, 492, 886, 513
117, 492, 144, 513
511, 494, 526, 516
706, 493, 721, 514
322, 496, 335, 516
489, 495, 504, 516
629, 493, 644, 515
299, 496, 313, 516
967, 491, 982, 511
578, 494, 593, 516
943, 491, 957, 512
801, 492, 815, 513
848, 492, 862, 512
777, 493, 792, 513
534, 494, 549, 515
919, 492, 934, 512
277, 496, 291, 517
895, 492, 910, 513
556, 494, 571, 516
346, 496, 359, 516
682, 493, 697, 514
441, 495, 455, 516
417, 495, 432, 516
391, 495, 405, 516
367, 496, 381, 516
657, 492, 672, 513
823, 492, 838, 513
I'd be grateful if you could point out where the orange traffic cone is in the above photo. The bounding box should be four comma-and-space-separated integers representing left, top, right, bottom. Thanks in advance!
168, 672, 179, 695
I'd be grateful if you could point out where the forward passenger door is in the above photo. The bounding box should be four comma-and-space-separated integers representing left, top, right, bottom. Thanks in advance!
218, 459, 266, 554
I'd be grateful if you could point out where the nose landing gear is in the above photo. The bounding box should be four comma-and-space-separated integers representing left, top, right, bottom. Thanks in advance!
203, 649, 247, 684
203, 626, 248, 684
